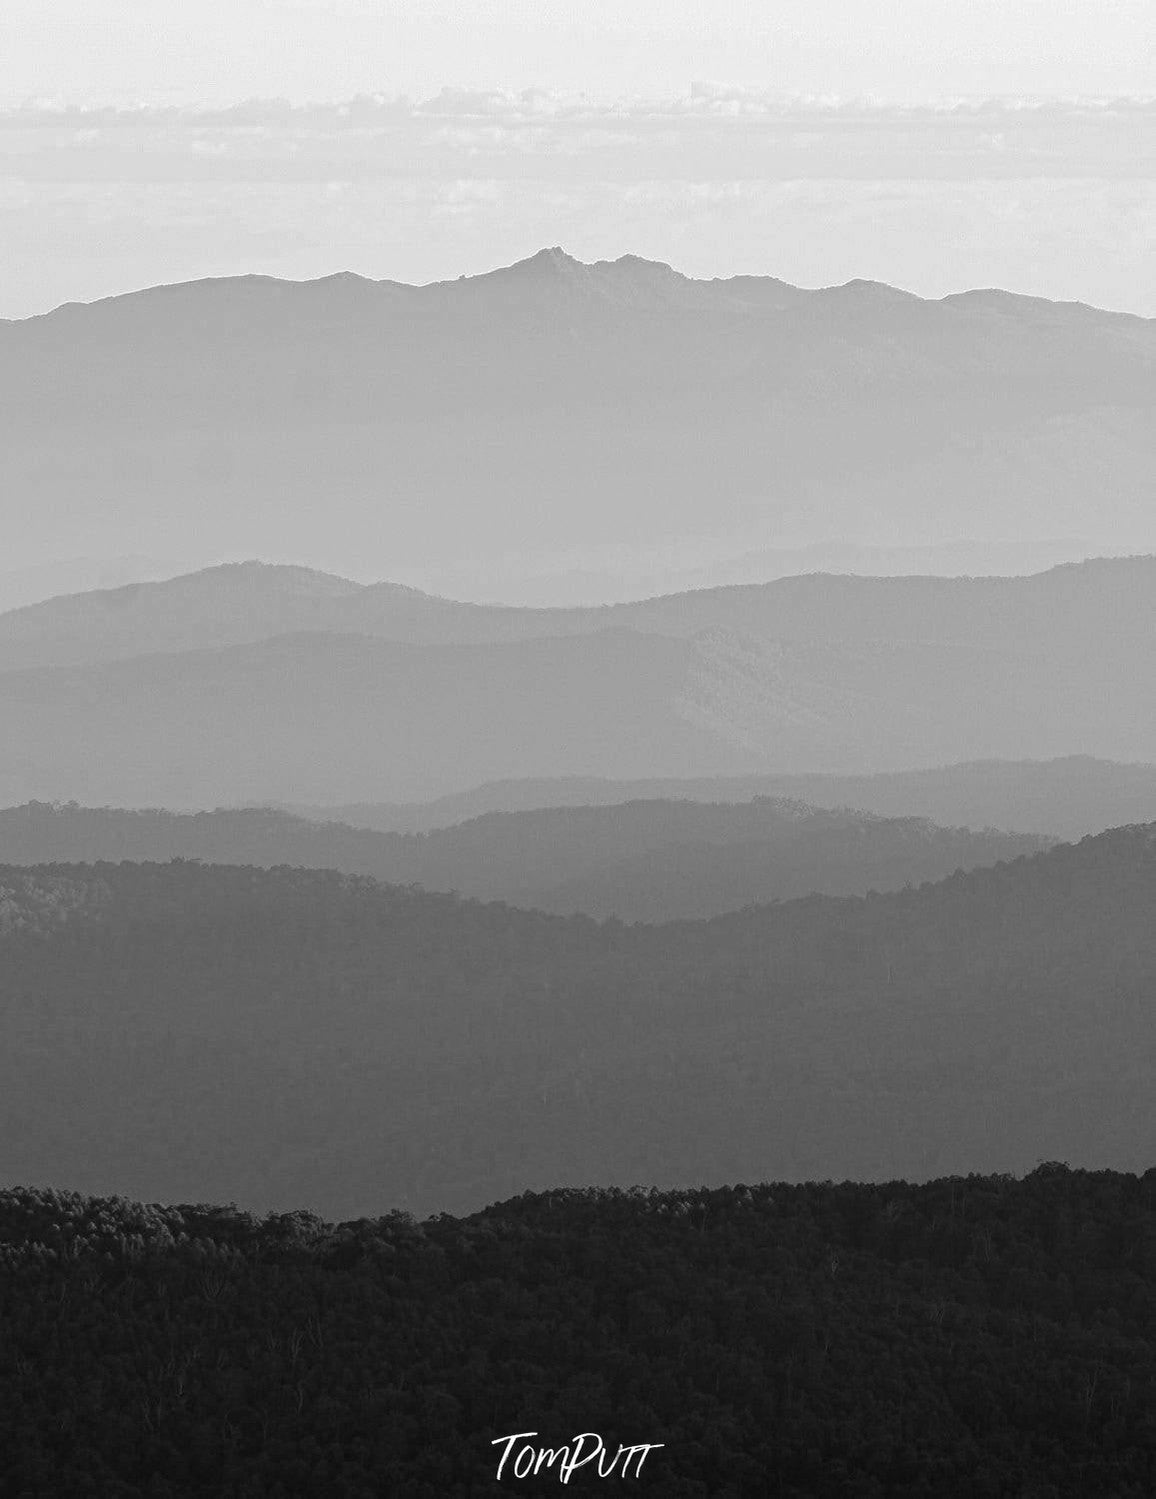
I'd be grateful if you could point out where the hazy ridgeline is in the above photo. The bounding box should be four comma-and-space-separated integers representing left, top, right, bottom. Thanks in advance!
1, 557, 1156, 807
0, 798, 1051, 922
300, 755, 1156, 840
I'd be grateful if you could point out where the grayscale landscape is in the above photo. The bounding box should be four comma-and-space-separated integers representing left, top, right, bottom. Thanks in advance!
2, 4, 1154, 1491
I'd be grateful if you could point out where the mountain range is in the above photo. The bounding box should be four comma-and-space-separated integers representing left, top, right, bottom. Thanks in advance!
2, 248, 1152, 591
3, 553, 1156, 671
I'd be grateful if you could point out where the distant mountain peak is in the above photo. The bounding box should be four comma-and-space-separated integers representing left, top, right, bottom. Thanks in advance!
509, 246, 585, 276
170, 560, 363, 592
819, 277, 923, 304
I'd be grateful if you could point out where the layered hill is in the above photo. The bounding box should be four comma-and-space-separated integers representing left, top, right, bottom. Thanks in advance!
0, 799, 1050, 922
2, 249, 1153, 583
1, 825, 1153, 1218
313, 756, 1156, 840
0, 629, 755, 806
0, 553, 1153, 673
1, 560, 1155, 805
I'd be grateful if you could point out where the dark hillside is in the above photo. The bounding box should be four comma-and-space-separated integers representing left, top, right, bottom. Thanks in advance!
0, 827, 1153, 1217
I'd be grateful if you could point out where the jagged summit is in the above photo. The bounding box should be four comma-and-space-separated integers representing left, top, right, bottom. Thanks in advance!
447, 250, 930, 311
474, 246, 586, 282
521, 245, 584, 273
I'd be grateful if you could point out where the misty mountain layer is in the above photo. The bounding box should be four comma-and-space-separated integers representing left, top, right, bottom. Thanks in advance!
1, 559, 1154, 804
0, 799, 1050, 922
311, 756, 1156, 841
1, 553, 1154, 672
2, 826, 1153, 1218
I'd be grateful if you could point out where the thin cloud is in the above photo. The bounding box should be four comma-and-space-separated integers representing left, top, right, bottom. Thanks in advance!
1, 91, 1149, 189
2, 90, 1152, 129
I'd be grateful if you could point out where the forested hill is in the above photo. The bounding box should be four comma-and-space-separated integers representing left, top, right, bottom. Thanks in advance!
2, 824, 1154, 1217
0, 799, 1051, 921
1, 1168, 1154, 1496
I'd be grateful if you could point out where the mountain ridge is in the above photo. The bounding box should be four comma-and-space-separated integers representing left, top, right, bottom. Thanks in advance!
0, 797, 1052, 922
10, 246, 1152, 328
3, 247, 1151, 585
305, 755, 1156, 840
0, 553, 1153, 673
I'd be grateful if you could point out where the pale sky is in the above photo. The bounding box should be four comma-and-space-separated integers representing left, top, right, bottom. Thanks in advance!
1, 3, 1153, 316
5, 1, 1154, 106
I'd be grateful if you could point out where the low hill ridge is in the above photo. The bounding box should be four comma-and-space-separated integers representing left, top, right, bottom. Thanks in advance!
0, 797, 1052, 922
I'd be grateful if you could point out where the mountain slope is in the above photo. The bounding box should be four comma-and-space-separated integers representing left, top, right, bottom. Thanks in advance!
525, 813, 1051, 921
0, 798, 1051, 921
1, 825, 1154, 1217
0, 629, 761, 806
3, 249, 1152, 584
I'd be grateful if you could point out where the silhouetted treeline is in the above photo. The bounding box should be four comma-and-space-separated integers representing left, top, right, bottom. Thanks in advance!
0, 1167, 1154, 1495
1, 826, 1154, 1216
0, 797, 1051, 921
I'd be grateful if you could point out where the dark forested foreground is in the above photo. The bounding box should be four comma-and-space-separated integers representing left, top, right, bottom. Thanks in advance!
0, 798, 1051, 922
1, 826, 1155, 1218
1, 1168, 1154, 1496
